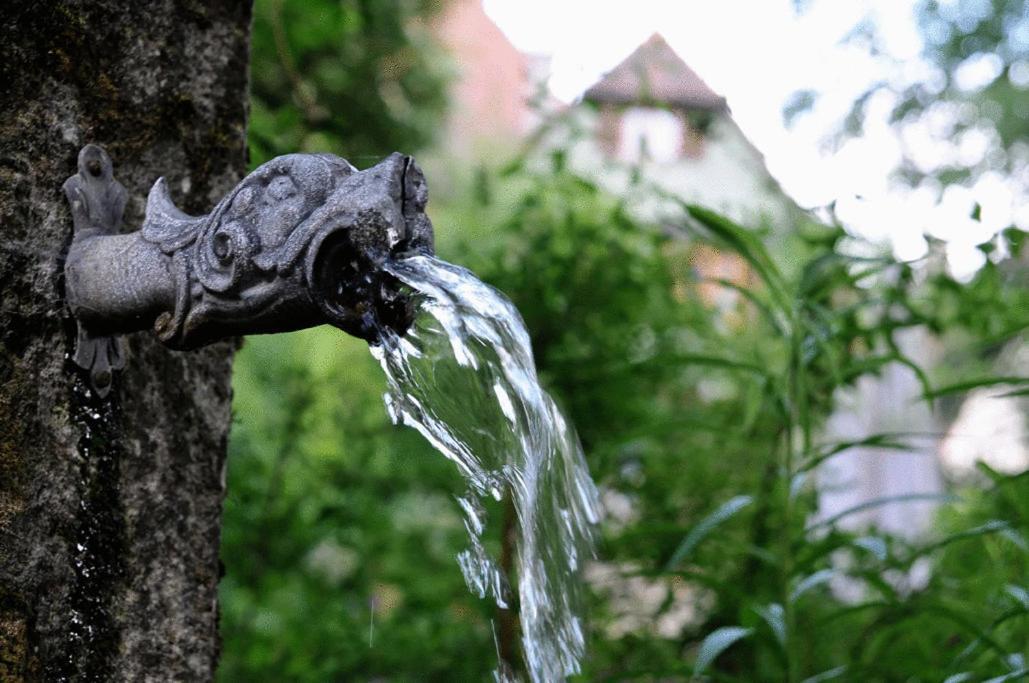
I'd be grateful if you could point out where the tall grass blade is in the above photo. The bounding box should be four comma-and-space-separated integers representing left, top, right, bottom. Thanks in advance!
914, 520, 1017, 556
807, 493, 956, 532
754, 602, 786, 646
942, 674, 974, 683
666, 495, 753, 570
693, 626, 753, 675
683, 204, 790, 308
790, 569, 836, 602
706, 277, 787, 335
801, 433, 915, 473
675, 354, 771, 379
801, 665, 848, 683
851, 536, 888, 562
922, 376, 1029, 400
984, 669, 1029, 683
1004, 585, 1029, 610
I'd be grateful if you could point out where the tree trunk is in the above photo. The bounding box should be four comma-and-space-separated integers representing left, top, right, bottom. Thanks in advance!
0, 2, 251, 680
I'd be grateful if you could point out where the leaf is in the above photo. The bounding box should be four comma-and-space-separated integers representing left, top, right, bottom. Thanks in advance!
922, 376, 1029, 400
807, 493, 957, 532
918, 602, 1010, 656
798, 252, 851, 298
674, 353, 771, 379
789, 472, 809, 500
837, 353, 908, 384
800, 432, 915, 473
915, 520, 1016, 556
801, 665, 848, 683
892, 353, 936, 407
683, 204, 789, 309
855, 570, 901, 603
976, 460, 1014, 485
819, 601, 893, 628
754, 602, 786, 646
693, 626, 753, 675
852, 536, 888, 562
666, 495, 753, 569
791, 569, 836, 602
983, 669, 1028, 683
705, 277, 786, 335
942, 674, 974, 683
999, 528, 1029, 553
1004, 584, 1029, 610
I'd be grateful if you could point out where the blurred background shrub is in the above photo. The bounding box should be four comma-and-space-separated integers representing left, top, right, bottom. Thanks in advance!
221, 0, 1028, 680
248, 0, 451, 166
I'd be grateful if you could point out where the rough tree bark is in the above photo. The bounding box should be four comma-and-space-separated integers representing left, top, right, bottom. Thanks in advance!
0, 2, 251, 680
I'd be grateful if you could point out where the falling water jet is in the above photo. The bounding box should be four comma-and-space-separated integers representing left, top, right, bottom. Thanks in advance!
371, 255, 602, 682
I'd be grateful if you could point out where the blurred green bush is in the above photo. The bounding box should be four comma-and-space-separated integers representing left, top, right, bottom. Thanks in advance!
220, 329, 502, 681
223, 1, 1027, 680
221, 149, 1027, 681
248, 0, 451, 168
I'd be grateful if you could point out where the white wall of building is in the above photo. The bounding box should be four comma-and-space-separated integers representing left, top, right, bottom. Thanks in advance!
552, 107, 799, 228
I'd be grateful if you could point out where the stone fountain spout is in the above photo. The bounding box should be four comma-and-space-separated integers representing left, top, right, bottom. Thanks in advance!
63, 144, 435, 396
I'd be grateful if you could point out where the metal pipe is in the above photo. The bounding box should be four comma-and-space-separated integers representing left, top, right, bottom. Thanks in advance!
63, 144, 434, 395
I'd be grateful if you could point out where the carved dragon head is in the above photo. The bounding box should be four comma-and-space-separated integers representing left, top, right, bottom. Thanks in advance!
64, 145, 435, 394
140, 152, 434, 348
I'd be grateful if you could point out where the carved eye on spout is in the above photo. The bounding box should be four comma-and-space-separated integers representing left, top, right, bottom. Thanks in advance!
195, 218, 256, 293
212, 231, 233, 262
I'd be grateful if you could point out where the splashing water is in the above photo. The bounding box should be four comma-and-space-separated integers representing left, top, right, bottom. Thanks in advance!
370, 255, 601, 682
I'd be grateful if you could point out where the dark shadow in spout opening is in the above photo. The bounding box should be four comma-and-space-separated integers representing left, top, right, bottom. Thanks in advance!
312, 231, 417, 344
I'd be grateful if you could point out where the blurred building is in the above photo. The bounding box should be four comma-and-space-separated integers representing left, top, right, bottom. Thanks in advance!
432, 19, 800, 229
431, 0, 535, 155
584, 32, 727, 161
819, 329, 945, 540
572, 33, 801, 227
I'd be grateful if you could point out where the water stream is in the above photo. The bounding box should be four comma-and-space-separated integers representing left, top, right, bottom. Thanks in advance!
369, 255, 601, 682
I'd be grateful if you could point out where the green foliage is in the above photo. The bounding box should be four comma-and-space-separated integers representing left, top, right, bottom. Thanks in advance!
447, 156, 1028, 680
220, 143, 1027, 679
225, 8, 1028, 672
219, 330, 498, 681
828, 0, 1029, 189
248, 0, 451, 168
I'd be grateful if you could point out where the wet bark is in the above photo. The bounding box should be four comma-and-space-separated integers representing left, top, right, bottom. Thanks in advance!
0, 2, 251, 680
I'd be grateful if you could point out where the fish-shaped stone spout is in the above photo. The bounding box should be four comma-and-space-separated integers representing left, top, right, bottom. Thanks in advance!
63, 144, 434, 396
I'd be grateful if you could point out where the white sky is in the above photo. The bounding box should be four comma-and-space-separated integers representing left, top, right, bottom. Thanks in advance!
484, 0, 1021, 278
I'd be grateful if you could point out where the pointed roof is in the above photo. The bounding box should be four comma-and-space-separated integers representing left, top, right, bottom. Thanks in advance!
583, 33, 727, 111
